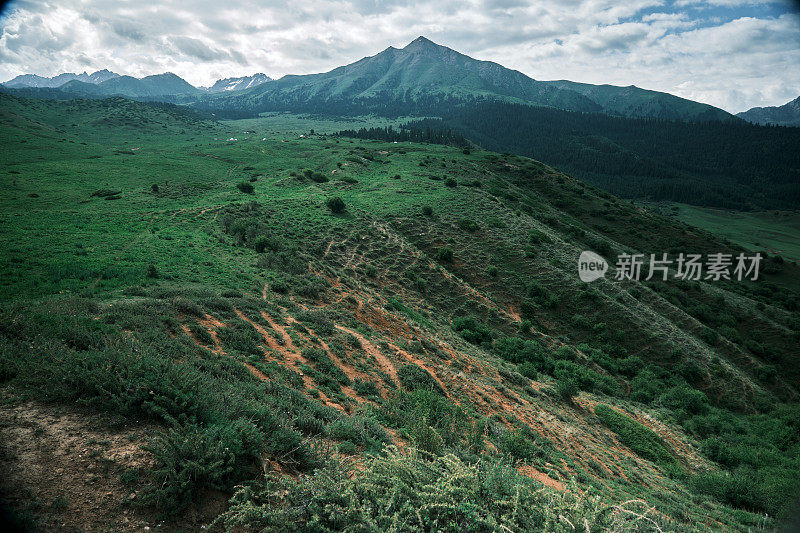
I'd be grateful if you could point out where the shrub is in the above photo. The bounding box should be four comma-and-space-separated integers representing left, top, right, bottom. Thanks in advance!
556, 378, 579, 402
457, 218, 479, 232
422, 205, 433, 216
528, 229, 552, 245
365, 264, 377, 277
352, 379, 380, 398
236, 182, 255, 194
527, 281, 557, 308
253, 235, 283, 254
302, 348, 350, 385
378, 389, 467, 452
618, 356, 644, 378
452, 316, 492, 346
397, 363, 444, 395
437, 247, 453, 262
215, 446, 671, 532
517, 362, 538, 380
146, 264, 159, 279
141, 422, 264, 513
659, 385, 709, 416
493, 336, 547, 368
445, 178, 457, 187
497, 428, 541, 461
304, 169, 329, 183
326, 196, 346, 214
326, 416, 389, 450
256, 250, 306, 274
594, 405, 678, 470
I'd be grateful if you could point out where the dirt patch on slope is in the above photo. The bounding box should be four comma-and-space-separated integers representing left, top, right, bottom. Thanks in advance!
0, 392, 224, 531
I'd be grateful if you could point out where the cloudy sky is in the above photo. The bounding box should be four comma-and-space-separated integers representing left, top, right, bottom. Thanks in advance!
0, 0, 798, 112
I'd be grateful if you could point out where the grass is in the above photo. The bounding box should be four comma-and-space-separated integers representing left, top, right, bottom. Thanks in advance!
646, 202, 800, 263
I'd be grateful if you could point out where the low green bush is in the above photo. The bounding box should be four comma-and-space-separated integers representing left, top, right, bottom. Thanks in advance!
326, 196, 346, 213
594, 405, 677, 470
398, 363, 444, 395
452, 316, 492, 346
236, 182, 255, 194
215, 446, 669, 532
437, 247, 453, 262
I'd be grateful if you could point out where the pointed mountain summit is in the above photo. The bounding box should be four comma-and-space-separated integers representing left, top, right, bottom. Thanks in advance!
201, 36, 733, 121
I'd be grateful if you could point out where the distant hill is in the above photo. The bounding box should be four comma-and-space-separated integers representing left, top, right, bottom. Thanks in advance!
204, 73, 272, 92
3, 69, 119, 88
543, 80, 733, 122
59, 73, 201, 98
194, 36, 736, 122
737, 96, 800, 126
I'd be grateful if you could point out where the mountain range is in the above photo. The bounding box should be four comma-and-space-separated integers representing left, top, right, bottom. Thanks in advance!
3, 69, 119, 88
2, 37, 738, 122
737, 95, 800, 127
2, 70, 272, 96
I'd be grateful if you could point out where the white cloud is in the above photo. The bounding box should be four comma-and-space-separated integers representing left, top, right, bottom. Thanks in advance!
0, 0, 798, 111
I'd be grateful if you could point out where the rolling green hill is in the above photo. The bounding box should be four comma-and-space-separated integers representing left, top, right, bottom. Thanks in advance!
1, 94, 799, 531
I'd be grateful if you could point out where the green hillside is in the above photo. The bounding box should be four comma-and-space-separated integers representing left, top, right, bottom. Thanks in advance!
1, 94, 799, 531
543, 80, 734, 121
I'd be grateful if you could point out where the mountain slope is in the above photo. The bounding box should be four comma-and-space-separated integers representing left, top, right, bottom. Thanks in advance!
196, 36, 735, 122
383, 101, 800, 210
195, 36, 603, 116
543, 80, 735, 121
1, 95, 799, 530
737, 96, 800, 126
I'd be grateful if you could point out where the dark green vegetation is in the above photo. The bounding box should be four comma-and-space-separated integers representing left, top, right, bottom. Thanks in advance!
1, 93, 799, 531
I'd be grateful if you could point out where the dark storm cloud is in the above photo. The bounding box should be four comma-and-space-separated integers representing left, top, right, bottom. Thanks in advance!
0, 0, 797, 111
